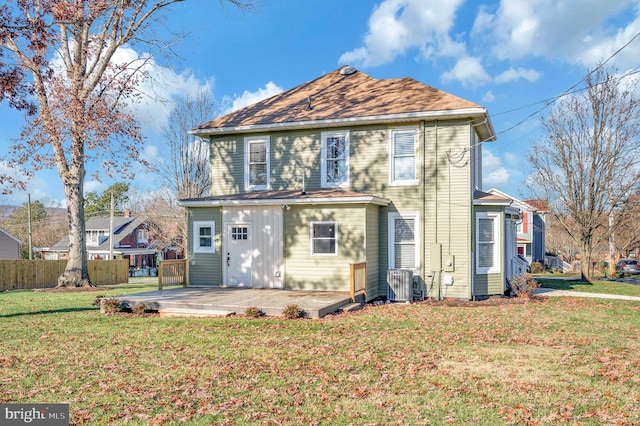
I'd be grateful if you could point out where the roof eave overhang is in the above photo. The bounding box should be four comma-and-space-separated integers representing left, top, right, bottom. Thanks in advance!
191, 108, 496, 142
178, 195, 391, 208
473, 199, 512, 207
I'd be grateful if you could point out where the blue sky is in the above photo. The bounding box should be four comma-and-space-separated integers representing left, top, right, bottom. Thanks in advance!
1, 0, 640, 207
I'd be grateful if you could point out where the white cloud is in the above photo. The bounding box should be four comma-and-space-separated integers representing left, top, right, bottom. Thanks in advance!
482, 90, 496, 103
84, 180, 106, 194
495, 67, 542, 84
472, 0, 635, 69
441, 56, 491, 87
111, 47, 216, 135
221, 81, 284, 115
482, 149, 510, 187
339, 0, 465, 67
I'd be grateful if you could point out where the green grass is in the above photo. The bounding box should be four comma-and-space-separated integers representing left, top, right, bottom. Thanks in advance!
537, 276, 640, 297
1, 282, 640, 425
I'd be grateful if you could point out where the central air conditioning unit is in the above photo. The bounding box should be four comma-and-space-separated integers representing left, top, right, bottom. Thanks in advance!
387, 269, 413, 302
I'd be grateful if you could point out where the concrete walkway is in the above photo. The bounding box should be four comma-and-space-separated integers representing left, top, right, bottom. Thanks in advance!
534, 287, 640, 301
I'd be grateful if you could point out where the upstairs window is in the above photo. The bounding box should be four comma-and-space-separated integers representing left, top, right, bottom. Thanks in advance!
389, 127, 418, 185
86, 230, 107, 246
245, 136, 270, 190
321, 131, 349, 188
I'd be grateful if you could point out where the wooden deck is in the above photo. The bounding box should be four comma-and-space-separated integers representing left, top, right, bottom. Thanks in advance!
114, 287, 355, 319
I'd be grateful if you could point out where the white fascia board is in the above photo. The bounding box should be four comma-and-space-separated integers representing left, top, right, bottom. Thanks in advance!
473, 199, 512, 207
191, 108, 494, 140
178, 195, 390, 208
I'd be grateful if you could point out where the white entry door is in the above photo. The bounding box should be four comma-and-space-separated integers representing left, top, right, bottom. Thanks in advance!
226, 224, 252, 287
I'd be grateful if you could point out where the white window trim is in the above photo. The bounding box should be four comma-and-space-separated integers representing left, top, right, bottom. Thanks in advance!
244, 135, 270, 191
310, 221, 338, 256
193, 221, 215, 254
388, 126, 419, 186
388, 212, 420, 274
321, 130, 350, 188
476, 211, 500, 274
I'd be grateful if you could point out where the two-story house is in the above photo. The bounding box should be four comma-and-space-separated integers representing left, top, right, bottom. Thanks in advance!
487, 189, 548, 266
45, 214, 160, 276
179, 66, 521, 300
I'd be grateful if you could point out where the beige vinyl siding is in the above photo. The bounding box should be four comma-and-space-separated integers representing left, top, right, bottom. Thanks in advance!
187, 207, 222, 285
208, 136, 244, 196
424, 120, 473, 299
223, 206, 283, 288
365, 204, 380, 300
473, 206, 505, 296
284, 205, 368, 291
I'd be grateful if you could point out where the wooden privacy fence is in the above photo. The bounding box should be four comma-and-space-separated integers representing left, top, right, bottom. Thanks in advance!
0, 259, 129, 291
158, 259, 187, 290
349, 262, 367, 303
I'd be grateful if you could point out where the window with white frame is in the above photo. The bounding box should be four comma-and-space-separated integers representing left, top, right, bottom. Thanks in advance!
86, 230, 107, 246
245, 136, 270, 190
311, 222, 338, 255
476, 212, 500, 274
321, 131, 349, 188
193, 221, 215, 253
388, 213, 419, 271
389, 127, 418, 185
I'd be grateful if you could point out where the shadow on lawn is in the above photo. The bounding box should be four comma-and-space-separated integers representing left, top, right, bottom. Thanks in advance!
0, 307, 97, 318
536, 276, 592, 291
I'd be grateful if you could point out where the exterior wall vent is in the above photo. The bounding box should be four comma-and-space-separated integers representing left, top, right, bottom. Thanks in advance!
387, 269, 413, 302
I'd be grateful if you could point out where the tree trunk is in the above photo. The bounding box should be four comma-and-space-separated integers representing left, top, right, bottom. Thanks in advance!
579, 242, 593, 283
56, 171, 93, 288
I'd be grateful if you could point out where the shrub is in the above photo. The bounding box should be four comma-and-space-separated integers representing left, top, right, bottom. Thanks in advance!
244, 306, 262, 318
131, 302, 147, 315
100, 297, 122, 314
510, 273, 539, 298
530, 262, 544, 274
282, 304, 302, 319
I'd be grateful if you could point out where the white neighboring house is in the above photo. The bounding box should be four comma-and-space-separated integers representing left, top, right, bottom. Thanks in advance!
0, 227, 21, 259
487, 189, 548, 266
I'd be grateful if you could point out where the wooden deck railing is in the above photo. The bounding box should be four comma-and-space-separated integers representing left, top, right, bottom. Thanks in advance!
158, 259, 187, 290
349, 262, 367, 303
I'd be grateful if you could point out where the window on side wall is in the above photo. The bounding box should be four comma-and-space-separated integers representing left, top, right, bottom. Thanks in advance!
321, 131, 349, 188
311, 222, 338, 255
476, 212, 500, 274
389, 127, 418, 185
389, 213, 419, 272
245, 136, 270, 190
193, 221, 215, 254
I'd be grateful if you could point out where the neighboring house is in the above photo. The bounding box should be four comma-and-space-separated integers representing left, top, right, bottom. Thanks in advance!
179, 66, 522, 300
44, 214, 161, 276
487, 189, 548, 266
0, 227, 21, 259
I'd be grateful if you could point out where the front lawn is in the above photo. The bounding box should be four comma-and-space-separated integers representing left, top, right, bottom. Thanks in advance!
537, 276, 640, 297
1, 283, 639, 425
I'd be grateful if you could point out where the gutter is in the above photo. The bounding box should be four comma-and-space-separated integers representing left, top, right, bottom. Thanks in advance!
191, 108, 495, 142
178, 195, 391, 208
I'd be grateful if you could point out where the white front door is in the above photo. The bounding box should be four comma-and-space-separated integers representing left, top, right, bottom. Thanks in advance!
226, 224, 252, 287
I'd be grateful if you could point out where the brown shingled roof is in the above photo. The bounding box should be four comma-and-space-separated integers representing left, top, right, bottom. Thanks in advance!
192, 66, 492, 137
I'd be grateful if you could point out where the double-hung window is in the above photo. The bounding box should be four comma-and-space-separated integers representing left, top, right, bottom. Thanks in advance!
311, 222, 338, 255
389, 127, 418, 185
388, 213, 419, 272
321, 131, 349, 188
476, 212, 500, 274
245, 136, 270, 190
193, 221, 215, 253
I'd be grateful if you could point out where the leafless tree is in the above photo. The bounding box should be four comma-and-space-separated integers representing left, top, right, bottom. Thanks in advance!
159, 89, 214, 199
0, 1, 254, 286
528, 65, 640, 280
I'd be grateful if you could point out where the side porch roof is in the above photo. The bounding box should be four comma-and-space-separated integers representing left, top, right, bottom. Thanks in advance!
178, 189, 391, 207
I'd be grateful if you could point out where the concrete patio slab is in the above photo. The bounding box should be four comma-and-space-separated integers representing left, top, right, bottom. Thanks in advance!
114, 287, 353, 318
